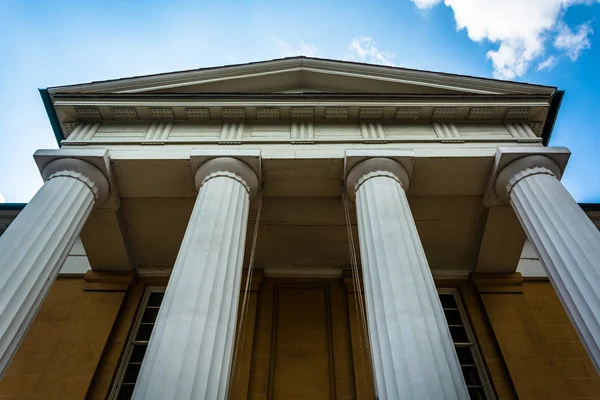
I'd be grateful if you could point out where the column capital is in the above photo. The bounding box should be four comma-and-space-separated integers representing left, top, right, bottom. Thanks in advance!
191, 149, 261, 199
344, 150, 414, 200
484, 147, 570, 206
33, 149, 114, 208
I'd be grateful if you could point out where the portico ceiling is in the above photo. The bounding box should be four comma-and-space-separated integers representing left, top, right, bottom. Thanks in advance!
66, 145, 526, 279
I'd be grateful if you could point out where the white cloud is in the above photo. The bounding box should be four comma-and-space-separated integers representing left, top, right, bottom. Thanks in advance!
0, 193, 5, 203
412, 0, 442, 8
409, 0, 596, 79
276, 38, 319, 58
537, 55, 558, 71
345, 37, 396, 66
554, 22, 593, 60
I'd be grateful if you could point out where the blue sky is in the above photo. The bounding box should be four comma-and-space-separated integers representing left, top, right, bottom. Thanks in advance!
0, 0, 598, 203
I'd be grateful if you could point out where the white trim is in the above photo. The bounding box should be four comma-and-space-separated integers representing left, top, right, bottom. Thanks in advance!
48, 58, 555, 96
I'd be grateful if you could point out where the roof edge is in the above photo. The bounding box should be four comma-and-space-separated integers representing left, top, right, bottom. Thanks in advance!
581, 203, 600, 211
542, 90, 564, 146
39, 89, 64, 147
46, 56, 557, 95
0, 203, 27, 211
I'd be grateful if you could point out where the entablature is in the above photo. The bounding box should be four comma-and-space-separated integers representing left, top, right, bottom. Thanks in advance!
62, 120, 542, 146
53, 95, 550, 142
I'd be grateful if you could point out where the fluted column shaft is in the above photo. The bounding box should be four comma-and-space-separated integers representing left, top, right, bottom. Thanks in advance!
0, 160, 107, 377
503, 164, 600, 372
349, 159, 469, 399
132, 158, 257, 400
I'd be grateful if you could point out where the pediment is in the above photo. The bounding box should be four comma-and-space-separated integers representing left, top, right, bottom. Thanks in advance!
48, 57, 555, 97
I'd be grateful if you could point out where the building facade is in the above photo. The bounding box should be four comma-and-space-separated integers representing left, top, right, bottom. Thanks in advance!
0, 57, 599, 399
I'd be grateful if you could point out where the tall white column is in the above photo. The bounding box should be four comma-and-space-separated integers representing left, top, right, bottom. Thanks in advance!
495, 155, 600, 373
0, 158, 109, 377
346, 158, 469, 399
132, 157, 258, 400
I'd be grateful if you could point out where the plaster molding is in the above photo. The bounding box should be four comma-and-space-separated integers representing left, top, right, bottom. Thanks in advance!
190, 150, 261, 199
112, 107, 138, 120
325, 107, 349, 120
185, 107, 210, 120
483, 147, 570, 206
75, 107, 102, 121
433, 122, 464, 143
143, 122, 173, 145
468, 107, 494, 120
395, 107, 421, 120
149, 107, 174, 120
505, 107, 530, 120
256, 108, 280, 120
291, 121, 315, 143
359, 107, 383, 120
67, 122, 100, 141
36, 158, 110, 208
36, 152, 113, 208
359, 122, 386, 143
344, 150, 414, 200
218, 122, 245, 144
432, 107, 457, 120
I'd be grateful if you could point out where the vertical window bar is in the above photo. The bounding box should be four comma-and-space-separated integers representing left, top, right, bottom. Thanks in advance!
438, 288, 496, 400
109, 287, 165, 400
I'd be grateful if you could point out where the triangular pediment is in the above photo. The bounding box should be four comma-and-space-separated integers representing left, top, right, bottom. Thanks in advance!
47, 57, 555, 96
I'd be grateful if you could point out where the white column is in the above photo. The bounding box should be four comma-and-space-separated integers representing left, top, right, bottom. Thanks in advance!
132, 157, 258, 400
0, 158, 109, 377
346, 158, 469, 399
495, 155, 600, 373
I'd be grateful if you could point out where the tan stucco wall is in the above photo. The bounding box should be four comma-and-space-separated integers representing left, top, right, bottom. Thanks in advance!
472, 278, 600, 400
2, 276, 599, 400
86, 281, 145, 400
0, 277, 125, 399
523, 281, 600, 399
459, 282, 517, 399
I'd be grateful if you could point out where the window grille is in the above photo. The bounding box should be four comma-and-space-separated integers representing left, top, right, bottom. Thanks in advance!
109, 287, 165, 400
438, 289, 496, 399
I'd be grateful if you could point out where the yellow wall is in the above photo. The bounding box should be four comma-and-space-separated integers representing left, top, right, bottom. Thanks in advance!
523, 281, 600, 399
471, 276, 600, 400
0, 277, 125, 399
2, 275, 599, 400
86, 281, 145, 400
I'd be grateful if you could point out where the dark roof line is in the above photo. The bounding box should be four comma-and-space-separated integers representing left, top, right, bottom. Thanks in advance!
581, 203, 600, 211
542, 90, 564, 146
0, 203, 27, 211
39, 89, 65, 145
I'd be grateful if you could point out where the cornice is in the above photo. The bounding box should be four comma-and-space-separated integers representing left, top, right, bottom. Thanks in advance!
61, 120, 543, 147
46, 57, 556, 96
